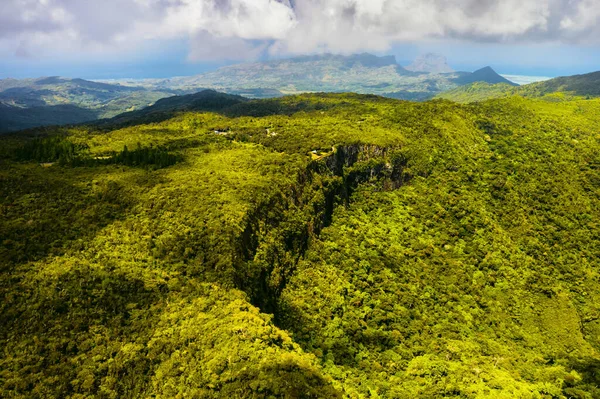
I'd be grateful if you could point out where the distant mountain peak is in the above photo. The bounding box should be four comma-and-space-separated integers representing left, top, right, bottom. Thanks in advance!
406, 53, 454, 74
35, 76, 64, 85
454, 66, 518, 86
472, 66, 518, 85
280, 52, 399, 68
348, 53, 398, 68
475, 66, 495, 73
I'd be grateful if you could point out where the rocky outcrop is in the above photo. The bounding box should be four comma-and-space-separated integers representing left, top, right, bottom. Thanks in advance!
406, 53, 454, 74
233, 144, 411, 316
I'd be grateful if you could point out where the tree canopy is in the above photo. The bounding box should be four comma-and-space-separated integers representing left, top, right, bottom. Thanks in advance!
2, 93, 600, 398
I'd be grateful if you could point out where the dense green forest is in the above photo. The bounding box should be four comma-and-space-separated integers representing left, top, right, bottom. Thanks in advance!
2, 92, 600, 398
438, 71, 600, 103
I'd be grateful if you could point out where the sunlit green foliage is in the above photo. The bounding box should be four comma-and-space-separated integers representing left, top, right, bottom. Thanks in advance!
436, 82, 518, 103
438, 71, 600, 103
2, 93, 600, 398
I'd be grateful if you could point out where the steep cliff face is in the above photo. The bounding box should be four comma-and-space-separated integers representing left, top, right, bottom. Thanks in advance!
234, 144, 411, 316
406, 53, 455, 74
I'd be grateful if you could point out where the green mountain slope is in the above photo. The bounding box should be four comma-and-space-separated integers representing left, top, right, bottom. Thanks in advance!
98, 90, 249, 127
0, 103, 99, 132
2, 93, 600, 397
437, 82, 519, 102
439, 69, 600, 103
519, 70, 600, 97
0, 77, 175, 133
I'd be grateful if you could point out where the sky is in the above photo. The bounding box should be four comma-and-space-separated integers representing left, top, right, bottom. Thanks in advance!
1, 0, 600, 79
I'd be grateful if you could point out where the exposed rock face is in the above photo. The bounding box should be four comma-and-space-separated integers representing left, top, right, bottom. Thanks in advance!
406, 53, 455, 74
235, 144, 410, 315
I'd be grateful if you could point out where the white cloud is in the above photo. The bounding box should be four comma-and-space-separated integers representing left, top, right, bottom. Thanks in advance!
560, 0, 600, 41
187, 30, 269, 61
1, 0, 599, 61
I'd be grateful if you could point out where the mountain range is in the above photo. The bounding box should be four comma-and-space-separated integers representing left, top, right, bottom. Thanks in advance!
0, 77, 174, 133
406, 53, 455, 73
117, 53, 515, 99
0, 53, 519, 133
4, 52, 600, 135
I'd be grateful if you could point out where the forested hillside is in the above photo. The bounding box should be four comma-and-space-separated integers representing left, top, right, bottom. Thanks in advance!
97, 90, 249, 128
438, 70, 600, 103
2, 93, 600, 398
0, 77, 174, 133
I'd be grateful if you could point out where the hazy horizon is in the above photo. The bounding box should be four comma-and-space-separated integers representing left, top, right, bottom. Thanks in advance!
0, 47, 596, 81
2, 1, 600, 80
0, 52, 565, 82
